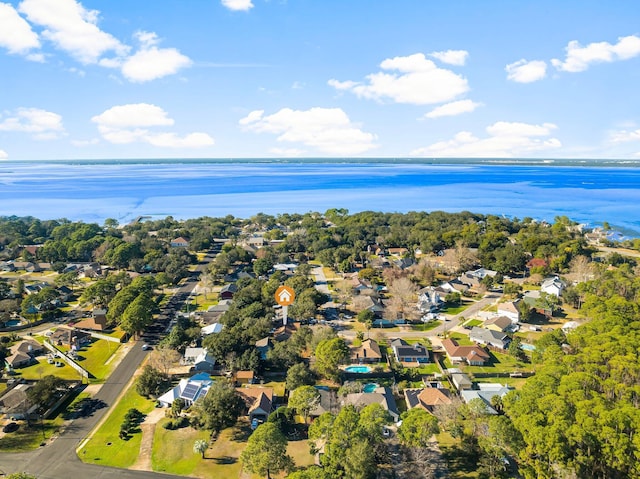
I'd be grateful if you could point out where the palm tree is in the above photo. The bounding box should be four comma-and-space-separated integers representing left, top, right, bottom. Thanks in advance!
193, 439, 208, 459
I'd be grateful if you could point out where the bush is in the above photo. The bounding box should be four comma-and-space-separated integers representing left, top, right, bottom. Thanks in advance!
162, 416, 190, 430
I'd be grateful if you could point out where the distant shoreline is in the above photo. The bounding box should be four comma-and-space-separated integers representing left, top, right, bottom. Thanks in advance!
3, 157, 640, 167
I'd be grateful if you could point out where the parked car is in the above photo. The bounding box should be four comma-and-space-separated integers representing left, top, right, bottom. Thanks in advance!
142, 344, 151, 351
3, 422, 19, 433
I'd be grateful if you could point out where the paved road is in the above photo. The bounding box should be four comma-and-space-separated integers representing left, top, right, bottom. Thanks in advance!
0, 252, 215, 478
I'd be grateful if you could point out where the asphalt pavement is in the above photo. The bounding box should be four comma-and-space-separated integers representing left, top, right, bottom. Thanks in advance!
0, 253, 214, 478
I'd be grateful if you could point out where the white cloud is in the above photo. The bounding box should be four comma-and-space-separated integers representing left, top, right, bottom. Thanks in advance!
610, 128, 640, 143
505, 59, 547, 83
328, 53, 469, 105
91, 103, 214, 148
19, 0, 128, 64
91, 103, 174, 128
71, 138, 99, 147
240, 107, 378, 155
0, 2, 40, 54
429, 49, 468, 66
221, 0, 254, 11
120, 31, 192, 82
411, 121, 561, 157
424, 99, 481, 119
0, 107, 64, 139
551, 35, 640, 72
0, 149, 8, 159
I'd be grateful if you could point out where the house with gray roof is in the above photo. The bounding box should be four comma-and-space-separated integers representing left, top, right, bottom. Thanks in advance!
469, 327, 511, 350
342, 386, 399, 422
460, 383, 513, 414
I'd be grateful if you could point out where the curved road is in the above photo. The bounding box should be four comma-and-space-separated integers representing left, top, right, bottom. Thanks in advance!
0, 253, 214, 478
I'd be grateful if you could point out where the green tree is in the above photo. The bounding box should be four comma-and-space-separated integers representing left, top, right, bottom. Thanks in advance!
7, 474, 38, 479
191, 380, 243, 434
313, 337, 349, 381
397, 408, 440, 448
120, 292, 155, 337
288, 385, 321, 424
135, 365, 170, 398
193, 439, 208, 459
240, 422, 293, 478
27, 375, 65, 410
286, 362, 315, 391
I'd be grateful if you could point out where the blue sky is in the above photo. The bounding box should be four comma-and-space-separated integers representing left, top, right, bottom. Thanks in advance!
1, 0, 640, 160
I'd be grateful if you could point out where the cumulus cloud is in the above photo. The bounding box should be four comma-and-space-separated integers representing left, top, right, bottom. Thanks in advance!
0, 107, 64, 139
424, 99, 481, 119
19, 0, 128, 64
328, 53, 469, 105
91, 103, 214, 148
551, 35, 640, 72
411, 121, 561, 157
429, 49, 468, 66
0, 149, 8, 159
221, 0, 254, 11
505, 59, 547, 83
0, 2, 40, 54
610, 128, 640, 143
120, 31, 192, 82
8, 0, 190, 82
239, 107, 378, 155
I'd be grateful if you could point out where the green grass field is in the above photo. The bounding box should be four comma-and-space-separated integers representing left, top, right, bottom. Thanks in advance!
81, 386, 155, 468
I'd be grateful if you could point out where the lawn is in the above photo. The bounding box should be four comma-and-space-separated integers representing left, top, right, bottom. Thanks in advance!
447, 332, 474, 346
81, 385, 155, 468
0, 418, 63, 451
463, 350, 530, 376
464, 319, 482, 327
75, 339, 121, 380
16, 357, 85, 381
437, 431, 479, 478
152, 418, 212, 476
151, 419, 313, 478
440, 300, 473, 315
412, 321, 442, 332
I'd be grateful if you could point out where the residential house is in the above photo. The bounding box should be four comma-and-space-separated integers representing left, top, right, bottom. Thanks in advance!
157, 372, 213, 407
170, 237, 190, 248
255, 337, 273, 360
342, 386, 400, 422
522, 290, 552, 317
441, 338, 490, 366
350, 339, 382, 364
390, 338, 430, 364
236, 387, 274, 423
201, 323, 223, 336
450, 372, 474, 391
309, 388, 338, 418
460, 383, 513, 414
74, 312, 109, 331
439, 279, 470, 295
182, 347, 216, 372
49, 328, 91, 350
24, 282, 50, 295
56, 285, 73, 301
273, 263, 298, 272
387, 247, 408, 257
541, 276, 565, 297
497, 300, 520, 323
417, 287, 444, 313
5, 351, 33, 369
235, 370, 255, 385
404, 387, 452, 414
483, 315, 512, 333
14, 339, 45, 357
0, 383, 37, 419
219, 283, 238, 300
359, 296, 385, 316
274, 323, 298, 342
469, 327, 511, 350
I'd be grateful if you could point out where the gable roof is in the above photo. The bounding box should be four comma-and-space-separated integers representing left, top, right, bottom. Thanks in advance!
484, 315, 512, 331
350, 339, 382, 361
404, 387, 452, 412
469, 327, 510, 349
442, 338, 490, 363
343, 386, 399, 421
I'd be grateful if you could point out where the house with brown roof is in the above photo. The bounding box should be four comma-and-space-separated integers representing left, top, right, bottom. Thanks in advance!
234, 370, 255, 385
14, 339, 45, 357
350, 339, 382, 364
49, 328, 91, 350
5, 351, 33, 369
442, 338, 490, 366
74, 309, 109, 331
404, 387, 452, 414
484, 315, 512, 333
170, 237, 190, 248
236, 387, 274, 423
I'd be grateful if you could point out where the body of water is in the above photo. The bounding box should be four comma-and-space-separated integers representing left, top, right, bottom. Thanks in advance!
0, 158, 639, 235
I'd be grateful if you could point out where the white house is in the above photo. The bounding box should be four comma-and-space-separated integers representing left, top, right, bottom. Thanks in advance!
182, 347, 216, 372
497, 300, 520, 323
541, 276, 565, 297
157, 372, 213, 407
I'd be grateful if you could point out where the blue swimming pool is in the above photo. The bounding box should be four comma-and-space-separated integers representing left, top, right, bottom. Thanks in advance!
363, 383, 379, 393
520, 343, 536, 351
345, 365, 371, 373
